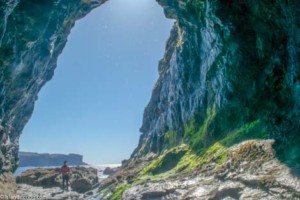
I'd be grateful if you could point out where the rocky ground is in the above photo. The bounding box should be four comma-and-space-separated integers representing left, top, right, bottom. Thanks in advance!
16, 166, 98, 192
99, 140, 300, 199
16, 184, 100, 200
13, 140, 300, 200
15, 166, 104, 199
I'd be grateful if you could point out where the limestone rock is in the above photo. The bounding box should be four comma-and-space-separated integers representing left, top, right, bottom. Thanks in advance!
16, 168, 60, 187
0, 172, 17, 195
121, 140, 300, 199
70, 178, 93, 193
103, 167, 119, 176
17, 183, 100, 200
16, 166, 98, 193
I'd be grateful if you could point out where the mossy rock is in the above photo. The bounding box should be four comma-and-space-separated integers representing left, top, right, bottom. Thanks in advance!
152, 148, 187, 175
109, 184, 129, 200
142, 146, 187, 176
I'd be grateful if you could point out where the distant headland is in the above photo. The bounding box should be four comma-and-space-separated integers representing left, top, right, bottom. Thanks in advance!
19, 152, 87, 167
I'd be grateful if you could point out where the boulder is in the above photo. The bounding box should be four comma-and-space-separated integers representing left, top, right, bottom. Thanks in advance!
103, 167, 119, 176
16, 166, 98, 193
16, 168, 60, 188
70, 178, 93, 193
0, 172, 17, 195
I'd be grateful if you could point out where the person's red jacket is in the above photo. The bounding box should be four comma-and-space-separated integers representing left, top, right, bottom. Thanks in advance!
60, 165, 70, 176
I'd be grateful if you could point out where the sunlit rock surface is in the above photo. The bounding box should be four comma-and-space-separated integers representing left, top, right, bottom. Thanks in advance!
124, 140, 300, 199
133, 0, 300, 168
1, 0, 300, 198
16, 166, 98, 193
124, 0, 300, 199
0, 0, 107, 194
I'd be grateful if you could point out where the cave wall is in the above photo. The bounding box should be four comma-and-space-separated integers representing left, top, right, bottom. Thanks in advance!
133, 0, 300, 169
0, 0, 300, 194
0, 0, 107, 193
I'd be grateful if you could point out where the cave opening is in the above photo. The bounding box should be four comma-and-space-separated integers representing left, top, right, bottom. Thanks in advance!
18, 0, 174, 165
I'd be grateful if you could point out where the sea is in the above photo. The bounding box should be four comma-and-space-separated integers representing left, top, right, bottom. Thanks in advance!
14, 164, 121, 181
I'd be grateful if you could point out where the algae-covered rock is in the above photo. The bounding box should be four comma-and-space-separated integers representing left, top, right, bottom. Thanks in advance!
120, 140, 300, 199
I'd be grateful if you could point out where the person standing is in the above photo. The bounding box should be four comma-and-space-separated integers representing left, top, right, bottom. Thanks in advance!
60, 160, 70, 191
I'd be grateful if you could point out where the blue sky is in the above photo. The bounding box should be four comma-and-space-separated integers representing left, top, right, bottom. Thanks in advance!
19, 0, 174, 164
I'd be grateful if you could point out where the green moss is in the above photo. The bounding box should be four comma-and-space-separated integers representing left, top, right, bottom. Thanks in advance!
172, 119, 266, 173
140, 141, 229, 177
184, 105, 217, 153
109, 184, 129, 200
174, 142, 229, 172
162, 131, 178, 151
182, 100, 268, 153
141, 145, 187, 176
173, 147, 199, 172
134, 106, 268, 187
220, 119, 268, 147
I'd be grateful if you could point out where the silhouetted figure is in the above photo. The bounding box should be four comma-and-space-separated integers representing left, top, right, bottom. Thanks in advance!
60, 160, 70, 191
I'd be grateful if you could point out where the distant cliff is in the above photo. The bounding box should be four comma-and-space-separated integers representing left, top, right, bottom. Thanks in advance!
1, 0, 300, 198
19, 152, 86, 167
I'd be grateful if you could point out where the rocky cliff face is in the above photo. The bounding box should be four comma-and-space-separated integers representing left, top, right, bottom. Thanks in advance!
0, 0, 300, 198
133, 0, 300, 170
0, 0, 106, 194
99, 1, 300, 198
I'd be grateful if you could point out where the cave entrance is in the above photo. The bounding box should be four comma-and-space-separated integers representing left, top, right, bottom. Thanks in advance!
19, 0, 173, 165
